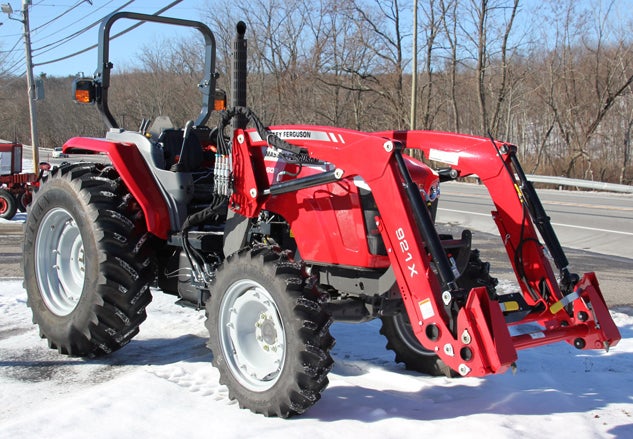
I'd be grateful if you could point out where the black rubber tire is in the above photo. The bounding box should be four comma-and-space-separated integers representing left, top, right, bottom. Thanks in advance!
206, 247, 334, 417
0, 188, 17, 219
23, 163, 156, 357
380, 311, 456, 377
380, 249, 497, 377
17, 191, 30, 212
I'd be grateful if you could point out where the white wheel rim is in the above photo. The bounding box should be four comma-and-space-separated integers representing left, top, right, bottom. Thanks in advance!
35, 207, 86, 316
218, 279, 286, 392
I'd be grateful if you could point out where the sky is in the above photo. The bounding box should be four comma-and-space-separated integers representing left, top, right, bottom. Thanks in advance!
1, 0, 631, 79
0, 0, 209, 78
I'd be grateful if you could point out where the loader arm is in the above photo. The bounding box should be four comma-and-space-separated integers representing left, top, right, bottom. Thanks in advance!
230, 125, 513, 376
375, 130, 561, 303
376, 129, 621, 351
229, 125, 620, 377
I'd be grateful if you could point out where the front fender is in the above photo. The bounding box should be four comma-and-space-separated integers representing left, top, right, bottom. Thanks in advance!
63, 137, 170, 239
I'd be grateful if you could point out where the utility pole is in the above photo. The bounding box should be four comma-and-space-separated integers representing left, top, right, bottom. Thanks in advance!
2, 1, 39, 173
410, 0, 418, 130
22, 0, 38, 173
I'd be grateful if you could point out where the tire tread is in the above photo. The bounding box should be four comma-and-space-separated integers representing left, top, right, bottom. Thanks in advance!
206, 247, 334, 417
24, 163, 157, 357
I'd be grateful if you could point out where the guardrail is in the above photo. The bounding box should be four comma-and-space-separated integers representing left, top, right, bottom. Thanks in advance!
527, 175, 633, 193
6, 139, 633, 194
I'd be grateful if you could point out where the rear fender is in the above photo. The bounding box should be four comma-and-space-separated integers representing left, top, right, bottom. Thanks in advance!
63, 137, 170, 239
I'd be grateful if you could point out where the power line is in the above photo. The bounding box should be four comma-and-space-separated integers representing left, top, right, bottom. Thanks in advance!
3, 55, 26, 72
0, 36, 23, 55
1, 58, 26, 76
0, 36, 25, 77
31, 0, 91, 33
31, 0, 121, 50
32, 0, 132, 55
34, 0, 184, 67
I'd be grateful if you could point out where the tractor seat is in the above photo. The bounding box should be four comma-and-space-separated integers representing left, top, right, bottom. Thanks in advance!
158, 128, 204, 172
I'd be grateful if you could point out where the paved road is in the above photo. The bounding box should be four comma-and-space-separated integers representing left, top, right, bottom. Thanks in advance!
2, 182, 631, 307
437, 181, 633, 259
437, 182, 633, 308
0, 221, 23, 279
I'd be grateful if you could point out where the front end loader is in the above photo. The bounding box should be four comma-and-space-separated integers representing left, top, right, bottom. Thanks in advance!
23, 13, 620, 418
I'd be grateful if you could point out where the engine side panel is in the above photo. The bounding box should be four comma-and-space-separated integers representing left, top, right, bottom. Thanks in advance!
257, 144, 438, 268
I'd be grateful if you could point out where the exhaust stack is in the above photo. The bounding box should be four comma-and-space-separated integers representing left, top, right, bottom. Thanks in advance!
232, 21, 247, 131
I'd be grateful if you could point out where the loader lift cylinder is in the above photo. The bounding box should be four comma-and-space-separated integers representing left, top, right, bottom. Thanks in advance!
507, 150, 573, 288
232, 21, 248, 131
393, 149, 458, 292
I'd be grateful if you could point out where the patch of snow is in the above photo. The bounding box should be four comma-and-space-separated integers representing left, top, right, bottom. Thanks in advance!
1, 280, 632, 438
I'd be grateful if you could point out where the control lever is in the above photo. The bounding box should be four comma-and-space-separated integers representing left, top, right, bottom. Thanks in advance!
171, 120, 194, 172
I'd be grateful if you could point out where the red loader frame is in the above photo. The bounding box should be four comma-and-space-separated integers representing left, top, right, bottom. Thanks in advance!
229, 124, 620, 377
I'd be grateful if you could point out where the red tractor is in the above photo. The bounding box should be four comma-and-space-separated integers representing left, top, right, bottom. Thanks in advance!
0, 142, 44, 219
23, 13, 620, 417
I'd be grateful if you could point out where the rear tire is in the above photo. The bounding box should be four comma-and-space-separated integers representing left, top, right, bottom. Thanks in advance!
380, 249, 497, 377
206, 247, 334, 417
23, 163, 156, 357
0, 188, 17, 219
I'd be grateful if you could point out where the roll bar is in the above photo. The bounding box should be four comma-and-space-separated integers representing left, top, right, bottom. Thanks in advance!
94, 11, 217, 129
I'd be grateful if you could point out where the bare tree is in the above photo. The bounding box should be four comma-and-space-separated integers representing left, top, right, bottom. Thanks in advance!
467, 0, 521, 134
345, 0, 411, 129
489, 0, 519, 136
622, 112, 633, 184
305, 0, 369, 128
539, 0, 633, 178
418, 0, 442, 129
439, 0, 460, 131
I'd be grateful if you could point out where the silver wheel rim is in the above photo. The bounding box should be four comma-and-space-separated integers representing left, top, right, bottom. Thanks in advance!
35, 207, 86, 316
218, 279, 286, 392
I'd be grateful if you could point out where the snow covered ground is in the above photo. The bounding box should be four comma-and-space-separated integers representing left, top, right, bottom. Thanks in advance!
1, 279, 632, 438
2, 155, 632, 436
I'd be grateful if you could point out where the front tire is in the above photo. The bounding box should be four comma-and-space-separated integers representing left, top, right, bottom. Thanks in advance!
206, 248, 334, 417
23, 164, 156, 357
